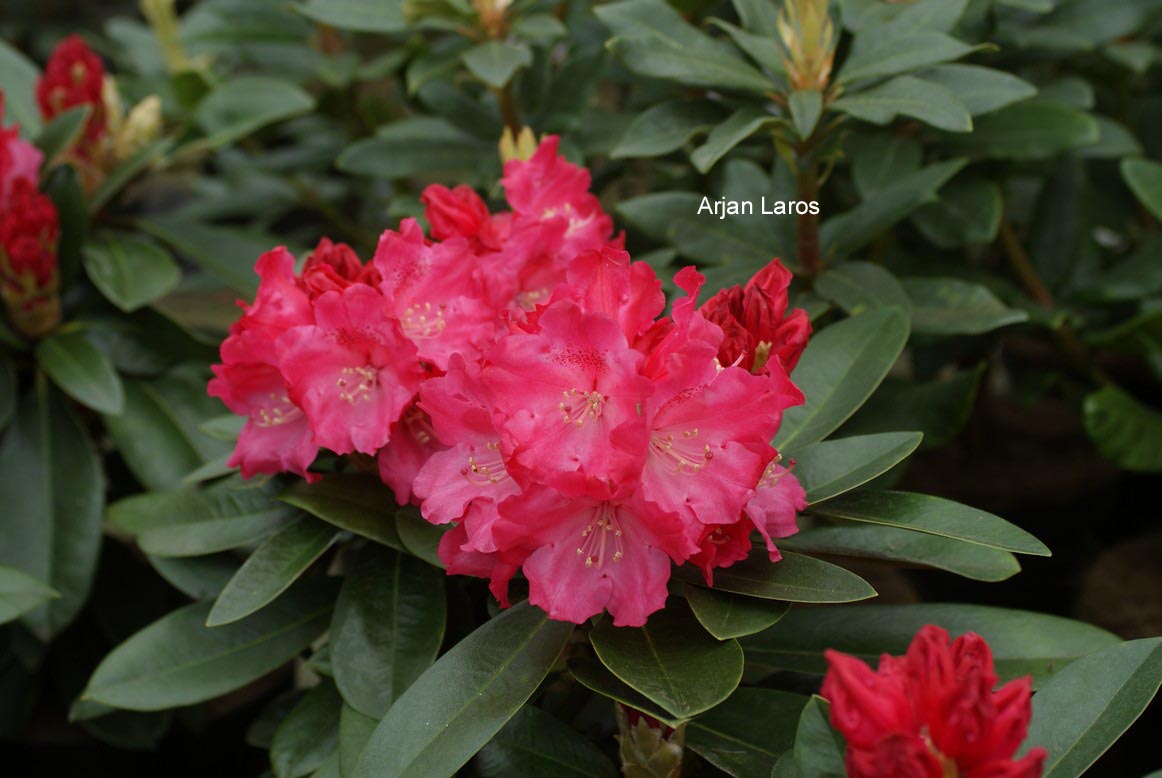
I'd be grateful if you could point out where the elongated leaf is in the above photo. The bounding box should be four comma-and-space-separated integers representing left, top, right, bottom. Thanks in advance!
611, 100, 726, 159
354, 602, 573, 778
331, 546, 446, 718
780, 525, 1021, 582
793, 432, 923, 503
44, 163, 86, 284
591, 601, 744, 720
775, 308, 911, 452
569, 656, 682, 727
0, 381, 103, 639
207, 516, 337, 626
687, 688, 808, 778
917, 64, 1036, 116
83, 234, 181, 313
684, 585, 790, 640
337, 117, 494, 182
138, 216, 290, 296
945, 102, 1099, 160
0, 566, 58, 625
193, 77, 314, 150
690, 108, 783, 173
461, 41, 532, 88
476, 706, 617, 778
339, 705, 378, 778
903, 278, 1028, 335
0, 353, 14, 430
148, 553, 239, 600
675, 550, 876, 603
911, 177, 1002, 248
90, 137, 174, 214
820, 159, 967, 258
83, 578, 336, 710
35, 105, 91, 166
272, 681, 343, 778
838, 30, 973, 83
1083, 385, 1162, 472
789, 90, 823, 139
841, 368, 983, 448
808, 490, 1050, 555
0, 39, 41, 133
1122, 157, 1162, 221
849, 133, 922, 199
833, 75, 972, 132
814, 262, 912, 317
793, 697, 844, 778
281, 474, 404, 549
292, 0, 405, 32
1022, 638, 1162, 777
742, 604, 1120, 685
35, 329, 124, 414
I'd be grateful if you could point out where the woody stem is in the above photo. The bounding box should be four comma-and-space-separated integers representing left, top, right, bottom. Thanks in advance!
796, 156, 822, 279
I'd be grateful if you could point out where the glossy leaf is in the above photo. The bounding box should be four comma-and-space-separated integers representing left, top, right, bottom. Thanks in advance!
354, 602, 573, 778
611, 100, 726, 159
911, 177, 1003, 248
849, 134, 922, 199
775, 308, 911, 452
590, 601, 744, 719
838, 30, 973, 83
138, 217, 287, 296
792, 432, 923, 503
0, 566, 58, 625
1023, 638, 1162, 777
281, 477, 403, 550
567, 656, 682, 727
675, 551, 876, 603
35, 329, 124, 414
83, 233, 181, 313
686, 688, 808, 778
34, 105, 91, 165
0, 353, 14, 431
339, 705, 378, 778
1122, 157, 1162, 221
834, 75, 971, 132
793, 697, 845, 778
0, 39, 41, 133
780, 525, 1021, 582
193, 77, 314, 150
813, 262, 912, 317
331, 546, 446, 718
1083, 385, 1162, 472
337, 117, 494, 181
0, 381, 103, 639
741, 604, 1120, 685
690, 108, 783, 173
945, 101, 1099, 159
841, 368, 983, 448
917, 64, 1036, 116
789, 90, 823, 139
476, 706, 617, 778
684, 585, 790, 640
292, 0, 405, 32
83, 578, 336, 710
462, 41, 532, 88
809, 490, 1050, 555
148, 554, 239, 600
903, 278, 1028, 335
207, 516, 337, 626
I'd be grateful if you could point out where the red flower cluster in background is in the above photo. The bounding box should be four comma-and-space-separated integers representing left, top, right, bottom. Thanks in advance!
209, 137, 811, 626
823, 625, 1047, 778
35, 34, 108, 160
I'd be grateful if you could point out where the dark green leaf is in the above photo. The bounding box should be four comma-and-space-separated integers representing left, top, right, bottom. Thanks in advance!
476, 706, 617, 778
331, 546, 446, 718
339, 705, 378, 778
840, 368, 983, 448
396, 508, 449, 568
272, 681, 343, 778
793, 697, 844, 778
687, 688, 808, 778
102, 364, 232, 491
848, 133, 922, 199
674, 551, 876, 603
139, 216, 290, 296
833, 75, 971, 132
814, 262, 912, 316
1023, 638, 1162, 778
568, 656, 682, 727
83, 234, 181, 312
34, 105, 91, 166
690, 108, 783, 173
838, 30, 973, 84
1083, 385, 1162, 472
193, 77, 315, 150
43, 163, 87, 284
789, 91, 823, 140
917, 64, 1036, 116
0, 380, 103, 639
148, 553, 240, 600
34, 329, 124, 414
944, 102, 1099, 159
590, 600, 743, 720
911, 177, 1002, 248
0, 39, 41, 133
780, 525, 1021, 581
207, 516, 337, 626
1122, 157, 1162, 220
0, 566, 58, 625
337, 117, 495, 181
354, 602, 573, 778
83, 578, 336, 710
611, 100, 726, 159
0, 354, 14, 431
292, 0, 405, 32
461, 41, 532, 88
281, 474, 404, 550
90, 138, 175, 214
903, 278, 1028, 335
775, 308, 912, 452
793, 432, 923, 503
684, 585, 790, 640
809, 490, 1050, 555
742, 604, 1119, 685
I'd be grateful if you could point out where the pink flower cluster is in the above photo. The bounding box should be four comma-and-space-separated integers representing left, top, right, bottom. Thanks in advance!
210, 137, 811, 626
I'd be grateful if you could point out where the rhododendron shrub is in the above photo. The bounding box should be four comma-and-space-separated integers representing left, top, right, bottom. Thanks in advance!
209, 137, 811, 626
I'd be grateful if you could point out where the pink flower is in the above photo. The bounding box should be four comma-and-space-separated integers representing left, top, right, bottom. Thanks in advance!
822, 625, 1047, 778
0, 94, 44, 202
209, 248, 319, 481
699, 259, 811, 374
745, 460, 806, 561
374, 219, 500, 370
688, 519, 755, 585
278, 283, 422, 455
493, 485, 691, 627
483, 299, 652, 495
376, 401, 445, 506
437, 523, 528, 608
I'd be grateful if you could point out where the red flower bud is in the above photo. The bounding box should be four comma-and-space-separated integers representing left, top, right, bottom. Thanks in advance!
35, 35, 108, 159
421, 183, 499, 250
299, 237, 380, 299
0, 178, 60, 338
